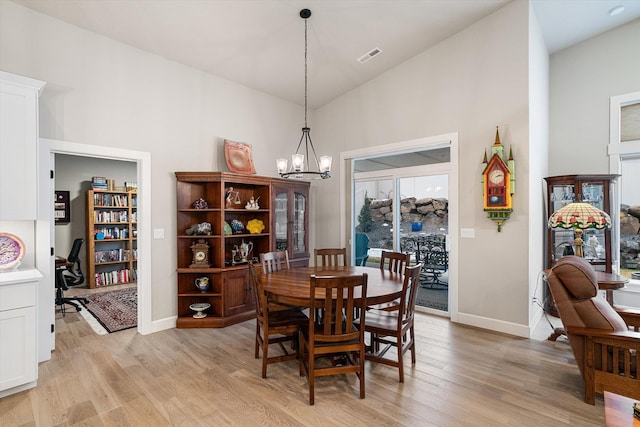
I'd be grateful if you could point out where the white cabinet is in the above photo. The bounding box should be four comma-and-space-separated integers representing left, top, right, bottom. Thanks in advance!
0, 269, 42, 397
0, 71, 46, 220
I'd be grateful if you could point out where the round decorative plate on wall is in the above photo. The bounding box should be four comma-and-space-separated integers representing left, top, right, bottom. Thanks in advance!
0, 232, 26, 270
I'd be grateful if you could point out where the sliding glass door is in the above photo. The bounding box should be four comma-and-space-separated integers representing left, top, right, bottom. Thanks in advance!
352, 165, 450, 312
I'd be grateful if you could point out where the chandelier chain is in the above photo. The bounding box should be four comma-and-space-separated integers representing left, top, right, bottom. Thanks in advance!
304, 16, 308, 128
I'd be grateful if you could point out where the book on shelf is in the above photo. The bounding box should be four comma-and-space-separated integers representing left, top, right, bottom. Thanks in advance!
94, 268, 133, 286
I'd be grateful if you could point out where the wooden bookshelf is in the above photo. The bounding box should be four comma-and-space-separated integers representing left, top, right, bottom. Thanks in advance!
86, 190, 137, 288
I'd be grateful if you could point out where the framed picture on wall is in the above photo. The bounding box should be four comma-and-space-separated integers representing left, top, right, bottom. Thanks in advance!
54, 190, 70, 224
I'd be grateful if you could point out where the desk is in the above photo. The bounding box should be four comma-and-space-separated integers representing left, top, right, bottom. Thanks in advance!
55, 256, 72, 268
261, 266, 404, 308
546, 270, 629, 341
604, 391, 640, 426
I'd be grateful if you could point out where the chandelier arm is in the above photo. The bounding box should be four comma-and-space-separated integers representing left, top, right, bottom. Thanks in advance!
305, 130, 321, 166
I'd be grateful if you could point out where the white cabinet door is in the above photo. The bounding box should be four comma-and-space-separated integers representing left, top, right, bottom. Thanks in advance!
0, 305, 37, 391
0, 72, 46, 220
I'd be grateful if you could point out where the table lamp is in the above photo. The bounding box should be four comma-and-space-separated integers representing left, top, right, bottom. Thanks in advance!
548, 202, 611, 257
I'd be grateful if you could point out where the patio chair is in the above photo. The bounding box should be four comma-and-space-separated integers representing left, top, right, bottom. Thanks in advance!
421, 246, 448, 288
354, 233, 370, 266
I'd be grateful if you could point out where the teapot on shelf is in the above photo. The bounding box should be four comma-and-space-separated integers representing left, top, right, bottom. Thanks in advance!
194, 276, 210, 293
234, 239, 253, 263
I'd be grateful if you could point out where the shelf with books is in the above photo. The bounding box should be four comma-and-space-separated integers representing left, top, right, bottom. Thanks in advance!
86, 189, 138, 288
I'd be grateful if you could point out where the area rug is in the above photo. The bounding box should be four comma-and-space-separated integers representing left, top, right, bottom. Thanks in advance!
78, 287, 137, 334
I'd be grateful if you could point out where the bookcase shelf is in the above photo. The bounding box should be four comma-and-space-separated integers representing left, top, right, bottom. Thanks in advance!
86, 189, 138, 288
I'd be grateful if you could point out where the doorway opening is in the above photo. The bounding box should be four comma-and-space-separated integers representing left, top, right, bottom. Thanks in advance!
41, 139, 152, 343
54, 154, 138, 332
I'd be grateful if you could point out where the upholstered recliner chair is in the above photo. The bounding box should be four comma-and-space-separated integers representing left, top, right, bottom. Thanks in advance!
547, 256, 640, 404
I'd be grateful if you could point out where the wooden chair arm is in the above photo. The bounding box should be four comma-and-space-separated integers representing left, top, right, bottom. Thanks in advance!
565, 326, 640, 343
615, 308, 640, 331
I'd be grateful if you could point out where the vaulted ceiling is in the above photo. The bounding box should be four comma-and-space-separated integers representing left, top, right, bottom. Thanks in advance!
11, 0, 640, 108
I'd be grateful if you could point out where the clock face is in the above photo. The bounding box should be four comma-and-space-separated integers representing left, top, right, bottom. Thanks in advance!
195, 251, 206, 262
489, 169, 505, 185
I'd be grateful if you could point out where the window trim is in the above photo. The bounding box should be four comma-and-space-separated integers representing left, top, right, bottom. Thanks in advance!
609, 91, 640, 292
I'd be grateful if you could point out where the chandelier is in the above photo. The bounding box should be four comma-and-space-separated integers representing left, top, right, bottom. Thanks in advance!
276, 9, 332, 180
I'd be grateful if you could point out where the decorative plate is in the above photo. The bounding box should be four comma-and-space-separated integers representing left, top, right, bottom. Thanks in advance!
224, 140, 256, 175
246, 219, 265, 234
0, 232, 26, 270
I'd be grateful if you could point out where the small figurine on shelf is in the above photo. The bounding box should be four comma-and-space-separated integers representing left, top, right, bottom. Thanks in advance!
245, 196, 260, 210
225, 187, 241, 208
193, 198, 208, 209
185, 222, 212, 235
230, 219, 244, 234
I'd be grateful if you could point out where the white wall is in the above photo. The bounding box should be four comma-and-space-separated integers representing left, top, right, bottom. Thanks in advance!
528, 3, 550, 328
549, 18, 640, 175
315, 1, 533, 333
0, 1, 304, 322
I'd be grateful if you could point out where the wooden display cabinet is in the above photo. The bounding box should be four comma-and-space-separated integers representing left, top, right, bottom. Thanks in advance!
175, 172, 312, 328
175, 172, 274, 328
272, 179, 310, 268
544, 174, 619, 315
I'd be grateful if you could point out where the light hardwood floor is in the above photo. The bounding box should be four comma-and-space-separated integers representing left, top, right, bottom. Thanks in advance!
1, 310, 605, 426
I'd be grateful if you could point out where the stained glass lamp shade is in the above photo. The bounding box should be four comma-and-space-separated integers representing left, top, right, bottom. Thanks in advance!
548, 202, 611, 257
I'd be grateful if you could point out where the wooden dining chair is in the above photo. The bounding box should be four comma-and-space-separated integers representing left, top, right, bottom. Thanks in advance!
260, 250, 290, 274
367, 251, 411, 311
379, 250, 410, 274
248, 263, 308, 378
355, 263, 421, 383
314, 248, 348, 267
299, 272, 368, 405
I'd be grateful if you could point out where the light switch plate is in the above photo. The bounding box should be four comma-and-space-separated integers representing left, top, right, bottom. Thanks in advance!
153, 228, 165, 239
460, 228, 475, 238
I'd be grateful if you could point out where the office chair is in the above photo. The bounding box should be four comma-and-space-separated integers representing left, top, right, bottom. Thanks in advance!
55, 238, 88, 315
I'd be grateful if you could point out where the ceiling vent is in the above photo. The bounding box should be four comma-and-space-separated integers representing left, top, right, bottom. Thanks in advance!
357, 48, 382, 64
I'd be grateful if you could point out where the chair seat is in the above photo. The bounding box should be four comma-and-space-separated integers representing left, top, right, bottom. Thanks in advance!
357, 310, 399, 332
368, 300, 400, 311
268, 308, 308, 328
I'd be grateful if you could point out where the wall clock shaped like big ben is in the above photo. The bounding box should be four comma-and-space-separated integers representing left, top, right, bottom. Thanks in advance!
481, 127, 515, 231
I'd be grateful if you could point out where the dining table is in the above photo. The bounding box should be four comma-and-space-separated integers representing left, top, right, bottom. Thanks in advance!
260, 265, 405, 308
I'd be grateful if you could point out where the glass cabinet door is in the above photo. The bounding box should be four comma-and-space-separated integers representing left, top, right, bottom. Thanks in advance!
293, 191, 306, 254
549, 183, 577, 264
275, 192, 288, 252
545, 175, 617, 273
549, 182, 607, 266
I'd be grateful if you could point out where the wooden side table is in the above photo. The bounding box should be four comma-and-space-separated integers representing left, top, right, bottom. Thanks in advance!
604, 391, 640, 426
596, 271, 629, 305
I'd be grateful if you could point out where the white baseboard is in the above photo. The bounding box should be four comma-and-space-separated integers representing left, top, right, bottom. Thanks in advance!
455, 312, 530, 338
139, 316, 177, 335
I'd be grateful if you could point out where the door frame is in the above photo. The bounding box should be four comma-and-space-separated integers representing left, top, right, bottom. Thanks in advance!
339, 132, 459, 321
39, 138, 152, 338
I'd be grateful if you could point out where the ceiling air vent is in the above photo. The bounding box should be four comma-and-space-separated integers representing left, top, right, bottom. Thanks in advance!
357, 48, 382, 64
